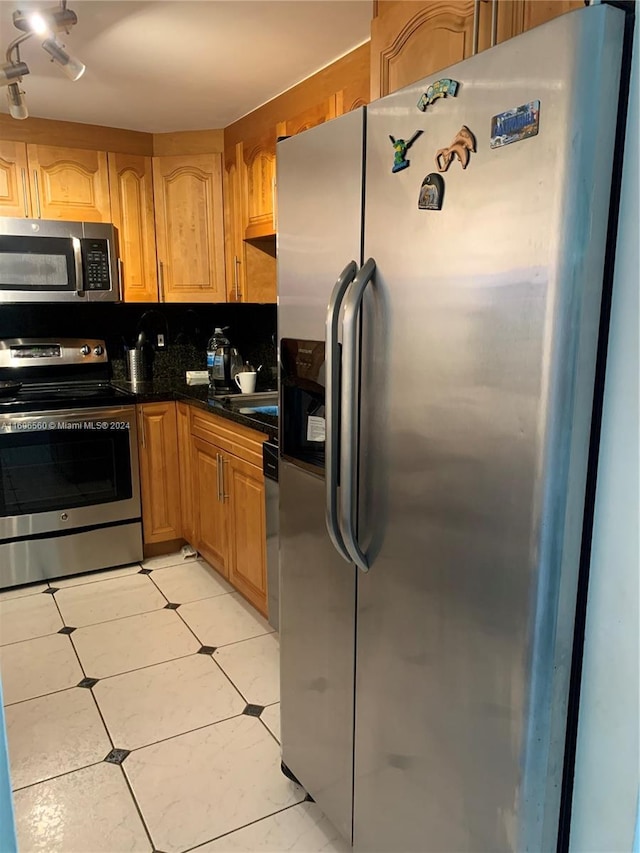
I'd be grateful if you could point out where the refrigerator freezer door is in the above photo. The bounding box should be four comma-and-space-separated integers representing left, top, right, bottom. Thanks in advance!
277, 109, 365, 842
354, 7, 624, 852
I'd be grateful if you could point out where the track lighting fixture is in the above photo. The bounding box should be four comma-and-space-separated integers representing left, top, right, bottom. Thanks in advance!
6, 81, 28, 119
3, 1, 85, 119
0, 60, 29, 85
41, 36, 85, 81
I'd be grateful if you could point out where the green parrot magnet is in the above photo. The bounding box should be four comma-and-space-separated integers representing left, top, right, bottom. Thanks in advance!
389, 130, 423, 173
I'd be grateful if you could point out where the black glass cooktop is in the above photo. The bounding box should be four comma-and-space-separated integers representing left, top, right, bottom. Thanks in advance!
0, 382, 135, 414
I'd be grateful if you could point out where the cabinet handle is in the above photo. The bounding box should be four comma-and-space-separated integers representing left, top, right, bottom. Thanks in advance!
33, 170, 41, 218
234, 255, 241, 302
221, 456, 228, 502
271, 176, 277, 231
20, 168, 28, 217
158, 260, 165, 301
490, 0, 498, 47
139, 412, 146, 448
216, 453, 222, 502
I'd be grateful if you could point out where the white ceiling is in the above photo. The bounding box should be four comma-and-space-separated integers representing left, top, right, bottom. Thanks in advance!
0, 0, 372, 132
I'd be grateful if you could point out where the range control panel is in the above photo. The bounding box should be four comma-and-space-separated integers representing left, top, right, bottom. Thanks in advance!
0, 338, 108, 368
81, 239, 111, 291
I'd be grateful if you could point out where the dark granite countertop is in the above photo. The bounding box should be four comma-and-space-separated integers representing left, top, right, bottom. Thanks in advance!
112, 378, 278, 441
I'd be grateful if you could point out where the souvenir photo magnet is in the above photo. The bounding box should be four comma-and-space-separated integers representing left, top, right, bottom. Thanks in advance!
418, 173, 444, 210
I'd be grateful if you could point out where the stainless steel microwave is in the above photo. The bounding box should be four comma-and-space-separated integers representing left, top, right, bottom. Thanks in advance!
0, 218, 121, 303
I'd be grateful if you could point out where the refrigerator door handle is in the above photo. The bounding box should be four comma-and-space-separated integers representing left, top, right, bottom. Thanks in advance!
340, 257, 376, 573
325, 260, 358, 563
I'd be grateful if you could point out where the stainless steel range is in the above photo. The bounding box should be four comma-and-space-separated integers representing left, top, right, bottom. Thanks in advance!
0, 338, 143, 589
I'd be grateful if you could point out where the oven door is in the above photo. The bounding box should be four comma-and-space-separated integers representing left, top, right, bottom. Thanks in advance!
0, 405, 140, 540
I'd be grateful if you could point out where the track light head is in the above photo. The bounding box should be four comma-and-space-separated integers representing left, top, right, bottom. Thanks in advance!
42, 36, 85, 81
0, 61, 29, 87
12, 7, 78, 35
7, 82, 28, 119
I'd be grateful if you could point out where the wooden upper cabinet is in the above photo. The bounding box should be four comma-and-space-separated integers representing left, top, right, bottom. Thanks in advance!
370, 0, 586, 98
0, 141, 31, 217
108, 152, 158, 303
336, 83, 369, 116
152, 153, 226, 302
137, 402, 182, 545
243, 135, 276, 240
26, 144, 111, 222
371, 1, 480, 99
494, 0, 584, 44
277, 96, 338, 137
224, 143, 247, 302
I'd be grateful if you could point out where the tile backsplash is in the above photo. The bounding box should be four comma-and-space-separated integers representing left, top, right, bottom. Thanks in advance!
0, 303, 277, 387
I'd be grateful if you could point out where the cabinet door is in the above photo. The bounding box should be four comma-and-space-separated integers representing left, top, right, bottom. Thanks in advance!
370, 1, 480, 99
0, 141, 31, 217
192, 436, 230, 577
243, 136, 276, 240
496, 0, 584, 43
176, 402, 194, 545
152, 153, 226, 303
277, 96, 338, 137
224, 143, 247, 303
108, 152, 158, 302
138, 403, 182, 544
27, 145, 111, 222
228, 454, 268, 616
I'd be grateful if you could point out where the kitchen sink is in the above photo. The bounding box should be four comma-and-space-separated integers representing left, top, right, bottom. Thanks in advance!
211, 391, 278, 414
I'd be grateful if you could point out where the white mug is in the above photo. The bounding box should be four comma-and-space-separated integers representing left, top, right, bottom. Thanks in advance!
234, 372, 257, 394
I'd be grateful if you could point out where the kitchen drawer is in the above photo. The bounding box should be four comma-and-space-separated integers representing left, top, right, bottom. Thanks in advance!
190, 410, 266, 467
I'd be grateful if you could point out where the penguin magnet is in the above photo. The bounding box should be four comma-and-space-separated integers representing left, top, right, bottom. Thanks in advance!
418, 173, 444, 210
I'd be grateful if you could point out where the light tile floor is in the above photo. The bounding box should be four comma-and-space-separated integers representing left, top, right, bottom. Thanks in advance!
0, 555, 350, 853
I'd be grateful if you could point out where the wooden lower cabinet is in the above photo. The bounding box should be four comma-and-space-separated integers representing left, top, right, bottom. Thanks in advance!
189, 410, 268, 615
228, 454, 267, 615
192, 435, 230, 578
137, 401, 269, 615
137, 402, 182, 544
176, 402, 194, 544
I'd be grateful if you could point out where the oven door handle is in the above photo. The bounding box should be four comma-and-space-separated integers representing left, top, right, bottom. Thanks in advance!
72, 237, 84, 296
0, 405, 137, 432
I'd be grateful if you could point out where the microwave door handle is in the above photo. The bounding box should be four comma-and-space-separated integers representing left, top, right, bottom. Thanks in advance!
340, 257, 376, 573
325, 260, 358, 563
72, 237, 84, 295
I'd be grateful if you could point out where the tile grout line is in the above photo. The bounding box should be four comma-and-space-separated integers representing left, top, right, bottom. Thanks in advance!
0, 627, 66, 650
118, 765, 157, 851
257, 713, 280, 747
181, 799, 309, 853
12, 758, 106, 793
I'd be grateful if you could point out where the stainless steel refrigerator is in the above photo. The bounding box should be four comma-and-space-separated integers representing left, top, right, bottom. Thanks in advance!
277, 6, 628, 851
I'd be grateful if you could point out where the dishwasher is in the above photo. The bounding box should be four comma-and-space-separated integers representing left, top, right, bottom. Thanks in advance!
263, 439, 279, 630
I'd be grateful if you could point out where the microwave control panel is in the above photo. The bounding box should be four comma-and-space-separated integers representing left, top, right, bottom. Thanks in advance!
81, 239, 111, 291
